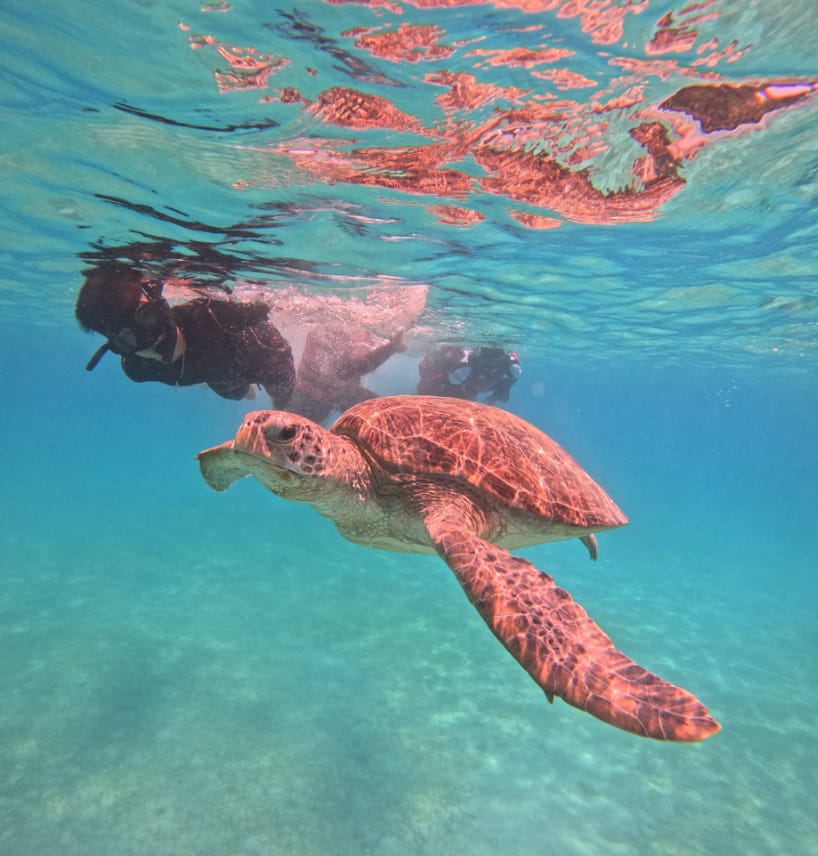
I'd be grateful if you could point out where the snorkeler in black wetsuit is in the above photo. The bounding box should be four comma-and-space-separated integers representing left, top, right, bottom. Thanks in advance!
76, 263, 295, 405
417, 345, 521, 405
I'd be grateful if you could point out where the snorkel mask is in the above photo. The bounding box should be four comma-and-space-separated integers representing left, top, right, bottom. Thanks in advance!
508, 351, 522, 379
85, 281, 176, 371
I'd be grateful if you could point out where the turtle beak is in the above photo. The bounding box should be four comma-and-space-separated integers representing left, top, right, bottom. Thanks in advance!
233, 421, 275, 459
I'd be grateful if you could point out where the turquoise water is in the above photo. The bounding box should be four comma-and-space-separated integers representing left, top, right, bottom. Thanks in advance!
2, 1, 818, 854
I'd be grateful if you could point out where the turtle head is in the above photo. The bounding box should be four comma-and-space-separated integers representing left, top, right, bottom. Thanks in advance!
198, 410, 354, 501
240, 410, 332, 476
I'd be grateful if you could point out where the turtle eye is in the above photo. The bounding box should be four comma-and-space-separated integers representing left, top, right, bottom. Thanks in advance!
262, 422, 300, 445
277, 425, 299, 442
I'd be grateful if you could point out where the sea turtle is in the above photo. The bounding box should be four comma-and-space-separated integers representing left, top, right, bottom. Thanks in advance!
197, 395, 719, 741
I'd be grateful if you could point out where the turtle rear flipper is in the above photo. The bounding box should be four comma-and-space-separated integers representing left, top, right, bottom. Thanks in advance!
422, 506, 720, 742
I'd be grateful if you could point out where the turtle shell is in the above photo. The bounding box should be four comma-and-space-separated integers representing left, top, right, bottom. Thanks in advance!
332, 395, 626, 530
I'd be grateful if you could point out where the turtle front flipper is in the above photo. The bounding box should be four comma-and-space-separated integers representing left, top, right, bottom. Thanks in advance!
197, 442, 253, 492
421, 505, 720, 742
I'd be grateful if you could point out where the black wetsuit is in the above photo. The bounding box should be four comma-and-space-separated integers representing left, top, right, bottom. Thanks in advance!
417, 346, 519, 403
121, 298, 295, 405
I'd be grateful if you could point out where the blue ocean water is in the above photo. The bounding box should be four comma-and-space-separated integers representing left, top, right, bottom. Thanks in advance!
2, 1, 817, 854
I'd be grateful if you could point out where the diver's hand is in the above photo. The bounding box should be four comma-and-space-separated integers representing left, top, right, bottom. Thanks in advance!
390, 328, 408, 353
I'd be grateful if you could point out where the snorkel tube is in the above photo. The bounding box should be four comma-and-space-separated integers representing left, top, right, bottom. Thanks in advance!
85, 342, 111, 371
